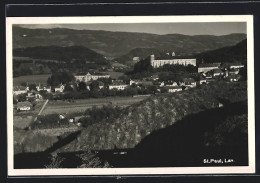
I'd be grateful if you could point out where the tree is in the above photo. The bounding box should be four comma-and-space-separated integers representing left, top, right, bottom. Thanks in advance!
133, 58, 154, 73
118, 75, 130, 83
78, 82, 87, 91
17, 93, 27, 102
89, 80, 100, 91
29, 83, 37, 91
147, 85, 158, 94
20, 82, 27, 87
97, 78, 112, 86
64, 84, 74, 92
44, 154, 64, 168
160, 87, 168, 93
47, 71, 75, 87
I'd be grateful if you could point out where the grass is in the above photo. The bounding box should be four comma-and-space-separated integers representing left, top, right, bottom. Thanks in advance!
13, 74, 51, 86
42, 96, 149, 115
13, 116, 33, 129
54, 81, 248, 152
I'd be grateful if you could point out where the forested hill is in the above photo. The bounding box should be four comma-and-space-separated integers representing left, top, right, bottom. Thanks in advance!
13, 26, 246, 58
195, 39, 247, 65
13, 46, 108, 64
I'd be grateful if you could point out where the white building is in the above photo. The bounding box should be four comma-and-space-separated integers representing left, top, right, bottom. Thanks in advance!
167, 86, 182, 93
180, 78, 196, 88
198, 63, 221, 73
150, 55, 196, 68
230, 63, 244, 69
13, 86, 29, 95
54, 84, 65, 92
36, 84, 51, 93
17, 101, 32, 111
109, 81, 128, 90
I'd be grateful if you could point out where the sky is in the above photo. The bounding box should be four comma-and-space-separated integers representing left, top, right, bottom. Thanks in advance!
18, 22, 246, 36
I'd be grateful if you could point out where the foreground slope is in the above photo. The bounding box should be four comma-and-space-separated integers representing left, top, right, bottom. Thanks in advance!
58, 81, 247, 152
15, 81, 248, 167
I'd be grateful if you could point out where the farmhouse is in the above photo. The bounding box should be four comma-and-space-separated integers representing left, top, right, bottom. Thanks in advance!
222, 62, 244, 69
36, 84, 51, 93
86, 81, 104, 90
167, 86, 183, 93
130, 79, 142, 86
198, 63, 221, 73
165, 81, 178, 87
109, 81, 128, 90
17, 101, 32, 111
180, 78, 196, 88
54, 84, 65, 92
13, 86, 29, 95
75, 72, 110, 82
212, 68, 224, 77
133, 57, 140, 62
228, 75, 241, 82
130, 79, 153, 87
150, 54, 196, 68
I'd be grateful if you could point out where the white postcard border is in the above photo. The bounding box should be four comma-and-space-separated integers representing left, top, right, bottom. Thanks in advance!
6, 15, 255, 176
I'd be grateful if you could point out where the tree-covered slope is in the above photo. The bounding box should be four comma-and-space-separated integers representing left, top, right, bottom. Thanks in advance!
195, 39, 247, 65
13, 46, 108, 64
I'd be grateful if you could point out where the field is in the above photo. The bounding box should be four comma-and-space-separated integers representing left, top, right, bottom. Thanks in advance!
42, 96, 149, 115
105, 71, 125, 79
13, 74, 51, 86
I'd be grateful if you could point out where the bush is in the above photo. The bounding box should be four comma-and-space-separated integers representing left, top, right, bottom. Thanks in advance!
77, 151, 111, 168
44, 154, 65, 168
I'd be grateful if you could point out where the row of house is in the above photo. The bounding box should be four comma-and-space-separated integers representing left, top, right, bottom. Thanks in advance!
75, 72, 110, 82
198, 62, 244, 83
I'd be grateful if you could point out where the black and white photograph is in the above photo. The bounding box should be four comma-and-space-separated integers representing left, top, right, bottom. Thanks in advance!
6, 15, 255, 175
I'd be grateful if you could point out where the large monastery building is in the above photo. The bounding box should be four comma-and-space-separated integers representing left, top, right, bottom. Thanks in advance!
150, 54, 196, 68
75, 72, 110, 82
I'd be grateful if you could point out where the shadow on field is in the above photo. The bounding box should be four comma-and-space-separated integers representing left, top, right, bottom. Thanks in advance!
97, 101, 248, 167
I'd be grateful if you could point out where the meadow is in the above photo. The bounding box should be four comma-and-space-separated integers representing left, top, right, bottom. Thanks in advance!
42, 96, 149, 114
13, 74, 51, 86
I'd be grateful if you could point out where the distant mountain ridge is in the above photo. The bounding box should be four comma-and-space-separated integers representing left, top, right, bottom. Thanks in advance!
13, 26, 246, 58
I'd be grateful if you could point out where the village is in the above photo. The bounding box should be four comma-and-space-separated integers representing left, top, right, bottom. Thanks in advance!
13, 53, 244, 114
